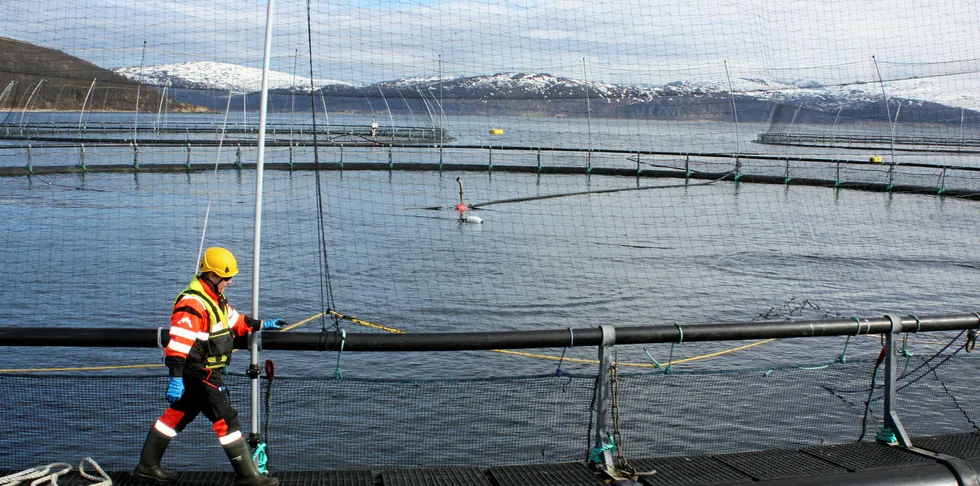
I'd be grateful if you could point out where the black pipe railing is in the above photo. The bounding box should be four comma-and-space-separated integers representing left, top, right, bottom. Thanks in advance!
1, 312, 977, 351
2, 162, 979, 201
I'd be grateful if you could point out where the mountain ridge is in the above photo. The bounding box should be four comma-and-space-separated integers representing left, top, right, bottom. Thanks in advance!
114, 61, 980, 124
0, 38, 202, 113
1, 36, 975, 125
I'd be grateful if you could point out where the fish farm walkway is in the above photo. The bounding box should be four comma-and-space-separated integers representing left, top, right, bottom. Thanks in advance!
6, 432, 980, 486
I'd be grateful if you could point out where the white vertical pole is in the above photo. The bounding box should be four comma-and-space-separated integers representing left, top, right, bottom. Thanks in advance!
249, 0, 275, 448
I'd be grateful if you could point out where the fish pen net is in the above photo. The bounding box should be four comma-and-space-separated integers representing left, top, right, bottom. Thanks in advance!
2, 0, 980, 475
2, 348, 979, 471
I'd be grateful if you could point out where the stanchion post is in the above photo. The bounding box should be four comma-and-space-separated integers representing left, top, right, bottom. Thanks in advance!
591, 325, 616, 470
881, 314, 911, 447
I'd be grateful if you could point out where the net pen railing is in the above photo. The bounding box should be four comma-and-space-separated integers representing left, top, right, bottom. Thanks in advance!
2, 143, 979, 199
1, 313, 979, 472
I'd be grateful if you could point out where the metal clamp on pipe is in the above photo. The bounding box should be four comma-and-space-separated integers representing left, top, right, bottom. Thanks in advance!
252, 328, 263, 351
156, 327, 166, 361
887, 314, 901, 334
599, 324, 616, 347
968, 312, 980, 352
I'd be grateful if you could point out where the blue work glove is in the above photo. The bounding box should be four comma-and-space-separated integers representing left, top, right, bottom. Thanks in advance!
166, 377, 184, 405
261, 319, 285, 330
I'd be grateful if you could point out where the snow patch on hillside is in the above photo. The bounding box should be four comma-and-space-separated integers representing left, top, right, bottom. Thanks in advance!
114, 61, 355, 93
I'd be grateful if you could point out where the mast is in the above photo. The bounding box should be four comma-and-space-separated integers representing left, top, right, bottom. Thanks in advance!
583, 58, 592, 169
134, 41, 146, 143
249, 0, 275, 449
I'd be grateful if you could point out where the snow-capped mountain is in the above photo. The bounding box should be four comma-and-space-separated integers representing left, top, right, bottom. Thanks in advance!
381, 72, 980, 112
378, 72, 631, 99
113, 61, 354, 93
114, 62, 980, 119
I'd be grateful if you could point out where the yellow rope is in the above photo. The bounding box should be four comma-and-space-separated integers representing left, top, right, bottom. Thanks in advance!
280, 312, 327, 332
493, 338, 777, 367
0, 363, 164, 373
327, 309, 404, 333
327, 312, 780, 368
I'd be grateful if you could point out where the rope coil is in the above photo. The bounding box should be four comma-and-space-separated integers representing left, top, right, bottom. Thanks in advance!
78, 458, 111, 486
0, 458, 108, 486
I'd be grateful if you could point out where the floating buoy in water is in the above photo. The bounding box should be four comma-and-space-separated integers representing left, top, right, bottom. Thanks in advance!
489, 128, 504, 135
455, 177, 481, 223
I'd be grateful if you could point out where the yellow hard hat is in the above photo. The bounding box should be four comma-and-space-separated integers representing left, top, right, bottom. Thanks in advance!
199, 247, 239, 278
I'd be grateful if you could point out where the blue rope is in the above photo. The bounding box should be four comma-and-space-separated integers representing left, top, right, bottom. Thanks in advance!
839, 316, 863, 363
837, 335, 851, 363
664, 323, 683, 374
589, 437, 616, 463
858, 363, 881, 442
556, 347, 567, 377
875, 427, 897, 444
252, 443, 268, 474
641, 324, 682, 374
556, 328, 574, 377
643, 348, 662, 369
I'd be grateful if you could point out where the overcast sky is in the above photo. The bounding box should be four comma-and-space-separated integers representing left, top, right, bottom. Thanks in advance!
5, 0, 980, 87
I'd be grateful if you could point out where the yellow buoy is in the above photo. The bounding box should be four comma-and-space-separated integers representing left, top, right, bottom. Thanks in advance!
489, 128, 504, 135
870, 156, 882, 163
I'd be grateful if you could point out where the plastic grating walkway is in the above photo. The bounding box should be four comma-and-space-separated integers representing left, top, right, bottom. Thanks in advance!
381, 467, 492, 486
487, 463, 607, 486
4, 433, 980, 485
801, 441, 937, 471
630, 432, 980, 486
912, 432, 980, 460
629, 456, 751, 486
713, 449, 849, 480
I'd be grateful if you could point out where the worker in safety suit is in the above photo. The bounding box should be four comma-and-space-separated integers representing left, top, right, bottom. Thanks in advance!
134, 247, 285, 486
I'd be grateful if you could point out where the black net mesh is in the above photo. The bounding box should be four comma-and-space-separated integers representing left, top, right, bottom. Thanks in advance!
2, 351, 977, 471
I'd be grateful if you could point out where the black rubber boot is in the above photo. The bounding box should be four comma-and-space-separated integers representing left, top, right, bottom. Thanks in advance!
223, 438, 279, 486
134, 429, 177, 484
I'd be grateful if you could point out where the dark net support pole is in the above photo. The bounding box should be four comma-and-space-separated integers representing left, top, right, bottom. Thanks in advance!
1, 314, 978, 351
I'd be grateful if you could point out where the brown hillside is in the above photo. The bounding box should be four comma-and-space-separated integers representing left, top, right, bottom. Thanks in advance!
0, 37, 197, 113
